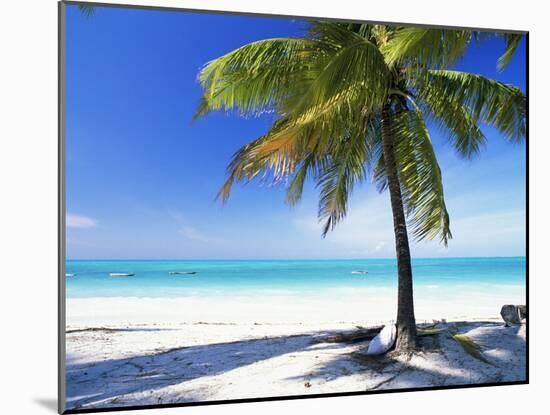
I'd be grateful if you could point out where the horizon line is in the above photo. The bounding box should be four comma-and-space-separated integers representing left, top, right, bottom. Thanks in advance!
66, 255, 527, 261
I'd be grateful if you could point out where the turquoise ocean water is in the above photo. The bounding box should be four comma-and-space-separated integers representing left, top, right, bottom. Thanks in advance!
66, 257, 526, 299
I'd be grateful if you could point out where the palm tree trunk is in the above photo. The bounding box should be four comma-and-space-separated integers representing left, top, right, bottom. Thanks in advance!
380, 104, 417, 351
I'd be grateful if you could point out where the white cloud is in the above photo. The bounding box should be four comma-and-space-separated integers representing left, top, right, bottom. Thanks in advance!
289, 195, 397, 258
179, 226, 223, 244
166, 209, 186, 224
373, 241, 388, 253
67, 214, 97, 229
450, 209, 526, 239
294, 195, 395, 245
290, 191, 526, 258
292, 216, 320, 233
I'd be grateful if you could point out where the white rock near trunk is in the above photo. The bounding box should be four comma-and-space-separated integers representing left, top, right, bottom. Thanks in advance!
366, 323, 397, 355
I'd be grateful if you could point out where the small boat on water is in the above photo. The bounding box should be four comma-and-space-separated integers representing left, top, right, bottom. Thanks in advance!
169, 271, 197, 275
351, 270, 369, 275
65, 273, 76, 277
110, 273, 135, 277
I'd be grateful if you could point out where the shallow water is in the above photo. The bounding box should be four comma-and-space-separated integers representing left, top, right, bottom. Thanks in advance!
66, 257, 526, 300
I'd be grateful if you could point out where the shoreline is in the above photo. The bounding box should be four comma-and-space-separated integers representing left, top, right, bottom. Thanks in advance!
66, 289, 526, 326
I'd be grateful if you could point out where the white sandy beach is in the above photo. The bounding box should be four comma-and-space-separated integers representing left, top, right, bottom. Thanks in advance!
65, 295, 526, 410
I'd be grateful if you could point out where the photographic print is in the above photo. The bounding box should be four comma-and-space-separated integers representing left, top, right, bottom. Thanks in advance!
60, 1, 527, 412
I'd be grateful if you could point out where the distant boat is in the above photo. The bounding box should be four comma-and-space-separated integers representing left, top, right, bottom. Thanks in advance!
110, 273, 135, 277
169, 271, 197, 275
351, 270, 369, 275
65, 273, 76, 277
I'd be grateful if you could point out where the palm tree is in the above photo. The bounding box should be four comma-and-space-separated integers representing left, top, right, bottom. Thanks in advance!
194, 23, 526, 351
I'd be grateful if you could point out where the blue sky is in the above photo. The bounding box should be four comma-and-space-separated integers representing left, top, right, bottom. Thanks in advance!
65, 5, 526, 259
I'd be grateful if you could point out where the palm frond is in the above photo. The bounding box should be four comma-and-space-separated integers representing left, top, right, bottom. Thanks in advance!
418, 326, 492, 364
194, 38, 316, 119
414, 74, 486, 158
498, 33, 524, 71
285, 22, 390, 119
286, 152, 317, 205
377, 107, 452, 245
383, 27, 471, 68
417, 327, 445, 336
451, 333, 493, 365
415, 69, 526, 157
317, 127, 372, 237
78, 5, 96, 18
216, 118, 321, 203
